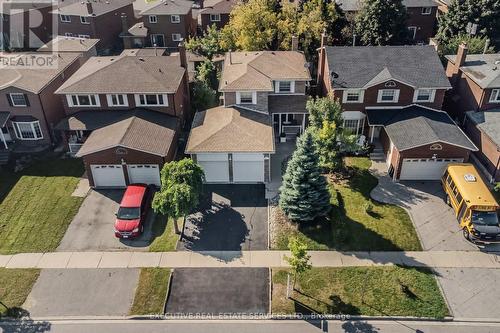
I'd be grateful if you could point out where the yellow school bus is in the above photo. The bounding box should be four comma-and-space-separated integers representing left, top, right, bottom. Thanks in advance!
442, 164, 500, 244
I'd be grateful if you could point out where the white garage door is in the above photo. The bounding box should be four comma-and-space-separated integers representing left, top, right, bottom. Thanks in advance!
197, 153, 229, 182
91, 165, 126, 188
128, 164, 161, 186
400, 158, 464, 180
233, 153, 264, 183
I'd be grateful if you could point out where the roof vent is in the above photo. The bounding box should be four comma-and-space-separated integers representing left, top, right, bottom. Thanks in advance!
464, 174, 476, 182
138, 57, 145, 61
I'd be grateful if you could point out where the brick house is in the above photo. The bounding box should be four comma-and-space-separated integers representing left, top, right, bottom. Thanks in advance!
317, 40, 478, 180
337, 0, 439, 44
0, 51, 85, 160
53, 0, 136, 53
54, 47, 190, 188
199, 0, 238, 31
185, 44, 310, 184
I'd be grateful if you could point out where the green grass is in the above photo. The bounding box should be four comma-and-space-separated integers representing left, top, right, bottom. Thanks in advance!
0, 158, 84, 254
129, 268, 171, 315
149, 215, 182, 252
272, 267, 449, 318
0, 268, 40, 317
274, 157, 422, 251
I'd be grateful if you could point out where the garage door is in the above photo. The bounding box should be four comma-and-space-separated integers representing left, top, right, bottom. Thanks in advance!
128, 164, 161, 186
400, 158, 464, 180
91, 165, 126, 188
233, 153, 265, 183
197, 153, 229, 182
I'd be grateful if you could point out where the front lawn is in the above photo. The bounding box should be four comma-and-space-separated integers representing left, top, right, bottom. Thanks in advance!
0, 158, 84, 254
273, 157, 421, 251
0, 268, 40, 317
272, 267, 448, 318
149, 215, 182, 252
129, 268, 171, 315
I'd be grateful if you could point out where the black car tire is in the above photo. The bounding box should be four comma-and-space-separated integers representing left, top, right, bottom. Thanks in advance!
446, 195, 451, 206
140, 225, 144, 234
463, 228, 471, 241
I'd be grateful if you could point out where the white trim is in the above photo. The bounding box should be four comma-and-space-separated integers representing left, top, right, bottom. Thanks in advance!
0, 128, 7, 149
77, 144, 168, 158
106, 94, 128, 107
421, 7, 432, 15
170, 15, 180, 23
408, 26, 417, 40
60, 14, 71, 23
413, 88, 436, 103
149, 15, 157, 23
66, 94, 100, 107
134, 94, 168, 106
274, 80, 295, 94
12, 121, 43, 140
236, 91, 257, 104
342, 89, 364, 103
377, 89, 400, 103
210, 13, 221, 22
489, 89, 500, 103
171, 33, 182, 42
80, 16, 90, 24
8, 93, 28, 107
363, 78, 415, 89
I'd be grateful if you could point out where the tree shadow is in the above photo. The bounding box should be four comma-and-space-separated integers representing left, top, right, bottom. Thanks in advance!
292, 290, 360, 316
0, 308, 51, 333
341, 321, 380, 333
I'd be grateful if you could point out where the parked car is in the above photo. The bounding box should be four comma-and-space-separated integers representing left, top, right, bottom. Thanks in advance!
114, 184, 153, 238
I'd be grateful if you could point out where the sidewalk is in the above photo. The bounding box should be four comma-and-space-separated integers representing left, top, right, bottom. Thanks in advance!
1, 250, 499, 269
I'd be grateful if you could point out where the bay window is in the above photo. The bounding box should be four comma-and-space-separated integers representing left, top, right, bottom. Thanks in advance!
377, 89, 399, 103
13, 121, 43, 140
236, 91, 256, 104
67, 94, 100, 107
135, 94, 168, 106
414, 89, 435, 103
106, 94, 128, 107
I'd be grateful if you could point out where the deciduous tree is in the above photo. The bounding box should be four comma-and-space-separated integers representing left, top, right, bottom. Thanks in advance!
284, 237, 311, 290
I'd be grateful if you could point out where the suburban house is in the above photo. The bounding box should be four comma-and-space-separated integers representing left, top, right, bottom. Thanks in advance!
464, 111, 499, 182
198, 0, 238, 31
317, 42, 478, 180
336, 0, 439, 43
185, 46, 311, 184
0, 51, 85, 162
54, 47, 190, 188
445, 43, 500, 118
129, 0, 196, 49
37, 36, 100, 58
52, 0, 136, 53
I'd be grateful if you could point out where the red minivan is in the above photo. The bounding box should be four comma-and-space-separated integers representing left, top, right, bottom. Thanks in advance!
114, 184, 153, 239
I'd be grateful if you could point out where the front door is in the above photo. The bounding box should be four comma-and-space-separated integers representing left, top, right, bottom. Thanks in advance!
151, 34, 165, 47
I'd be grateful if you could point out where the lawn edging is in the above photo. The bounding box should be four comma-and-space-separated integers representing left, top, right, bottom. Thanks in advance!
162, 268, 174, 314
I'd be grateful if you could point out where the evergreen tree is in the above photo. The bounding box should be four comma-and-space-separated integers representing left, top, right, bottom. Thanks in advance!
354, 0, 409, 45
279, 129, 331, 222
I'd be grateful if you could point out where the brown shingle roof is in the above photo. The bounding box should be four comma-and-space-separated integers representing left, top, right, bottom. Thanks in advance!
75, 109, 178, 157
55, 54, 185, 94
200, 0, 238, 14
219, 51, 311, 92
139, 0, 192, 15
186, 106, 274, 153
37, 36, 100, 53
53, 0, 133, 16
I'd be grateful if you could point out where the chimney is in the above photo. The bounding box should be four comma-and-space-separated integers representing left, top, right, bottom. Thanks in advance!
178, 41, 187, 68
86, 1, 93, 15
456, 42, 468, 68
317, 32, 328, 94
120, 13, 128, 35
291, 35, 298, 51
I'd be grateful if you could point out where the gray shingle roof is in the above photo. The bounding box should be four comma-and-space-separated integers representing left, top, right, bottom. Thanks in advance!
445, 53, 500, 89
366, 105, 477, 151
139, 0, 192, 15
466, 110, 500, 147
325, 46, 451, 89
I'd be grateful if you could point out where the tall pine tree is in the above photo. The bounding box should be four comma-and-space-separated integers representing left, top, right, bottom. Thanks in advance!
279, 129, 331, 222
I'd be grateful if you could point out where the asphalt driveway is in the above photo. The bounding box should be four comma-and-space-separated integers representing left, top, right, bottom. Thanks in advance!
58, 190, 155, 251
178, 184, 268, 251
165, 268, 269, 315
23, 268, 139, 317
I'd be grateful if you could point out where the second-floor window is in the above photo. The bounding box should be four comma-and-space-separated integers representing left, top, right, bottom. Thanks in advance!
414, 89, 436, 103
136, 94, 168, 106
377, 89, 399, 103
343, 89, 364, 103
489, 89, 500, 103
421, 7, 432, 15
80, 16, 90, 24
106, 94, 128, 107
275, 81, 295, 94
149, 15, 157, 23
171, 15, 180, 23
210, 14, 221, 22
60, 14, 71, 23
8, 93, 29, 107
67, 94, 100, 107
236, 91, 256, 104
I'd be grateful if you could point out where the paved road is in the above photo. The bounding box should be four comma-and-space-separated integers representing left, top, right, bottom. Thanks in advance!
2, 320, 500, 333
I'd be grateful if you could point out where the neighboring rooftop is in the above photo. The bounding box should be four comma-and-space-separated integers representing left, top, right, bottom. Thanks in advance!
186, 106, 274, 153
366, 105, 477, 151
37, 36, 100, 53
466, 110, 500, 147
445, 53, 500, 89
121, 48, 169, 57
0, 52, 82, 93
201, 0, 238, 14
325, 45, 451, 89
219, 51, 311, 92
55, 54, 185, 94
53, 0, 134, 16
139, 0, 193, 15
335, 0, 437, 11
125, 22, 149, 38
73, 109, 178, 157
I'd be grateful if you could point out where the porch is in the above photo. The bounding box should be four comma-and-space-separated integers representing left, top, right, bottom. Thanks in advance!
66, 130, 90, 156
272, 113, 307, 142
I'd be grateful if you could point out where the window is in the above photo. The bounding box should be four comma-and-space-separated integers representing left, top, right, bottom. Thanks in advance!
106, 94, 128, 107
136, 94, 168, 106
78, 34, 90, 39
414, 89, 435, 103
151, 34, 165, 47
80, 16, 89, 24
377, 89, 399, 103
8, 93, 28, 107
275, 81, 294, 93
12, 121, 43, 140
171, 15, 180, 23
489, 89, 500, 103
343, 119, 359, 132
149, 15, 157, 23
67, 94, 100, 107
236, 91, 256, 104
210, 14, 221, 22
60, 14, 71, 23
343, 89, 364, 103
64, 32, 74, 37
421, 7, 432, 15
172, 33, 182, 42
408, 26, 417, 40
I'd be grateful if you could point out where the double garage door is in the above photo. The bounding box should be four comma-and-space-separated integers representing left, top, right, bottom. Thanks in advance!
399, 158, 463, 180
197, 153, 265, 183
90, 164, 161, 188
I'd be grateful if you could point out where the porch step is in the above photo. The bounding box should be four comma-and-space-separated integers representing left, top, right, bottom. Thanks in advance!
0, 150, 10, 165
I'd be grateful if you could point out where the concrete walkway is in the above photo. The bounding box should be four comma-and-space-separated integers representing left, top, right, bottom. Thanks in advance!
1, 250, 500, 269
